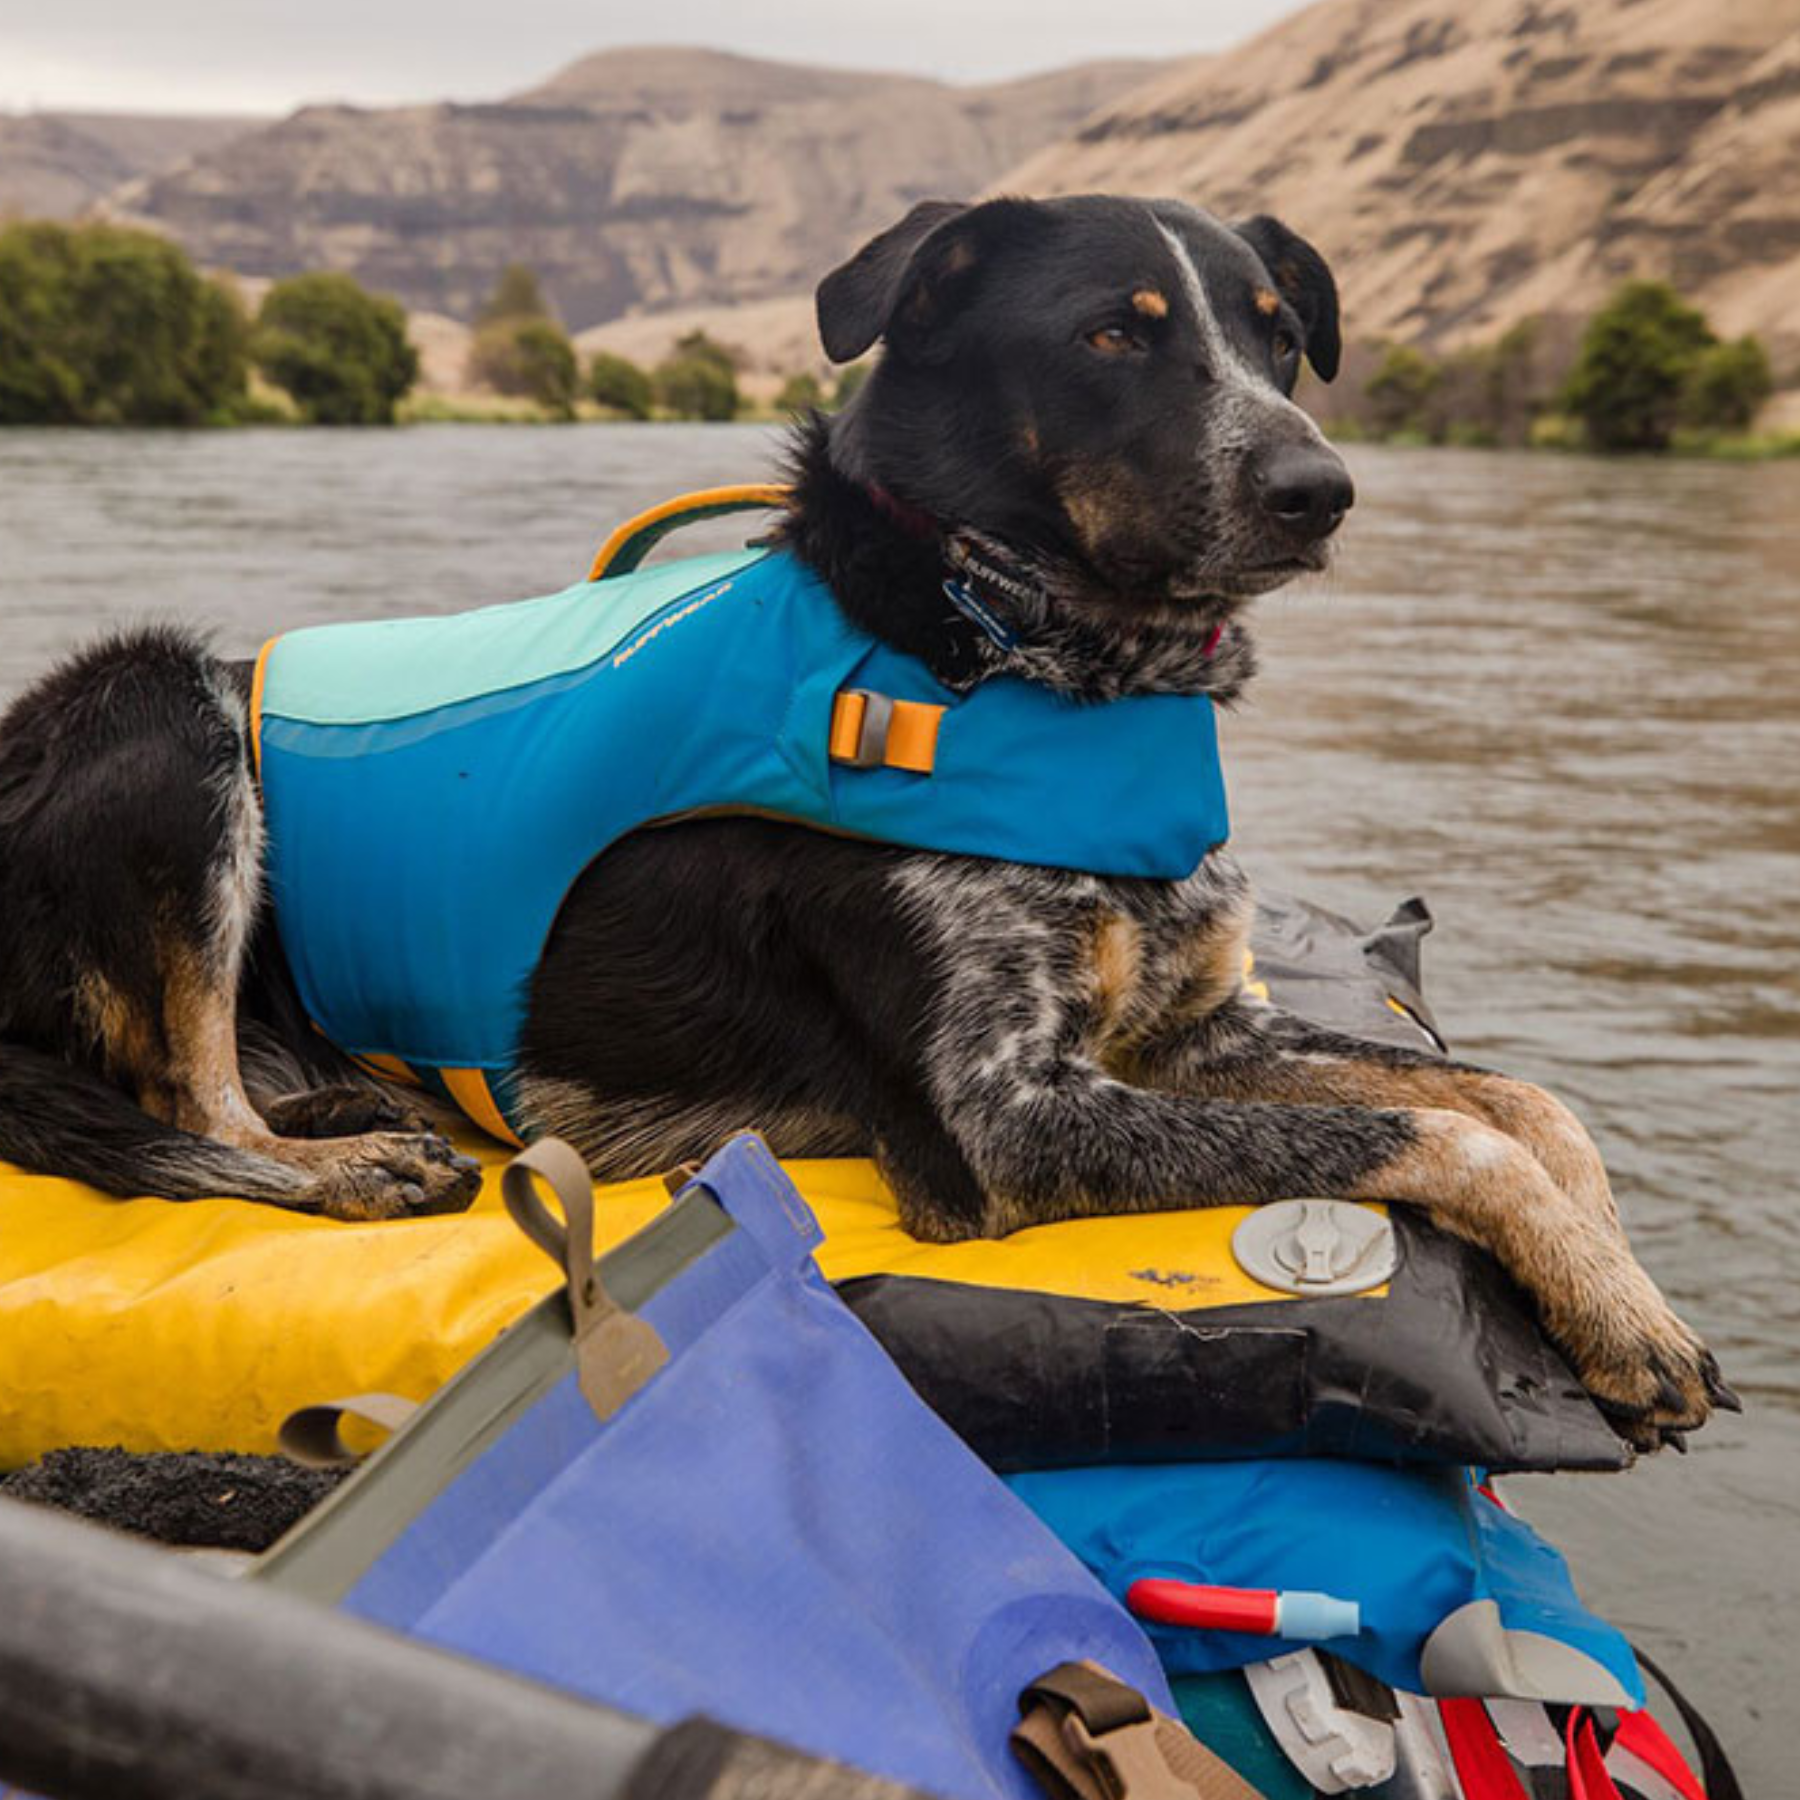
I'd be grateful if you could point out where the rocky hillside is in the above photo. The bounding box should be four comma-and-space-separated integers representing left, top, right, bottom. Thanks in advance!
0, 112, 259, 220
1004, 0, 1800, 361
103, 47, 1160, 330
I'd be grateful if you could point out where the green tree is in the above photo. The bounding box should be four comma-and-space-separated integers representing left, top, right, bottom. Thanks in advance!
586, 349, 653, 419
670, 330, 737, 380
1486, 317, 1553, 446
774, 371, 824, 413
1364, 343, 1441, 438
1560, 280, 1715, 452
467, 316, 579, 417
654, 340, 739, 421
478, 262, 551, 325
1682, 336, 1773, 435
832, 362, 871, 407
0, 219, 247, 425
1421, 345, 1499, 446
0, 223, 83, 422
252, 272, 417, 424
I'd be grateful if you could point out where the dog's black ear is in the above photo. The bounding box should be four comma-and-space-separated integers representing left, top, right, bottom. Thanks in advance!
815, 200, 974, 363
1234, 215, 1342, 382
817, 199, 1047, 365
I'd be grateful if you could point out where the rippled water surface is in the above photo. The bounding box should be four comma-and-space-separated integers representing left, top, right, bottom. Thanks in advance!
2, 428, 1796, 1788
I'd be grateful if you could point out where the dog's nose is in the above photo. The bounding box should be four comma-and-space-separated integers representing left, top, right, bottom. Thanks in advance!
1254, 446, 1355, 541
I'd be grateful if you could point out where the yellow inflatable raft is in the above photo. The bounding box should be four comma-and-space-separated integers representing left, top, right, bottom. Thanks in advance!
0, 1140, 1292, 1466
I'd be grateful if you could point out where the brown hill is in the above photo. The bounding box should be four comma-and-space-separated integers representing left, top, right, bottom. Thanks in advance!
104, 47, 1162, 331
1003, 0, 1800, 364
0, 112, 260, 220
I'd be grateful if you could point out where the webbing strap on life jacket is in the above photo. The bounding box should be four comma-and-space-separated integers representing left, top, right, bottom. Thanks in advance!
1012, 1663, 1268, 1800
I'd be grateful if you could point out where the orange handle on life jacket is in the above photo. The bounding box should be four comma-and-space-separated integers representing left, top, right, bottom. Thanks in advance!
586, 484, 790, 582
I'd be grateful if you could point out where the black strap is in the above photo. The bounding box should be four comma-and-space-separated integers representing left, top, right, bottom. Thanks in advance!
1631, 1643, 1743, 1800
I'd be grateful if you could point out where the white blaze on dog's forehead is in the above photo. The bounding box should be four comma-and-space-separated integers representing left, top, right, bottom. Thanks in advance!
1155, 221, 1257, 388
1155, 216, 1327, 446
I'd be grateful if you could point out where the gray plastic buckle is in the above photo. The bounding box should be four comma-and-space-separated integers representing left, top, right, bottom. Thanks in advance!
1231, 1198, 1399, 1297
841, 689, 895, 769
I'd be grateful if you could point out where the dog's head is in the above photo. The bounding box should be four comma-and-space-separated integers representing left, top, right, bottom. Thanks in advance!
817, 195, 1350, 619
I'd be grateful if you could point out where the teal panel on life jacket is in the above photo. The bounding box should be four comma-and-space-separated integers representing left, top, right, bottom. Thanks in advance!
256, 547, 1230, 1078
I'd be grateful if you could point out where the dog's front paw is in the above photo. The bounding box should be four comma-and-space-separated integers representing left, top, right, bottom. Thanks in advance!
309, 1131, 483, 1221
1558, 1281, 1741, 1452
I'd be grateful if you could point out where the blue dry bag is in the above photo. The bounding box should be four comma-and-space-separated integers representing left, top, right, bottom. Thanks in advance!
267, 1135, 1177, 1800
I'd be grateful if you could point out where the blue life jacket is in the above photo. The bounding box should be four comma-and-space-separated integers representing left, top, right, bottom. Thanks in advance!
252, 490, 1231, 1139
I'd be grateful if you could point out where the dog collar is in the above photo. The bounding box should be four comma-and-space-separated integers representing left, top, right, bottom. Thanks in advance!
861, 485, 1029, 672
864, 482, 938, 541
864, 489, 1226, 688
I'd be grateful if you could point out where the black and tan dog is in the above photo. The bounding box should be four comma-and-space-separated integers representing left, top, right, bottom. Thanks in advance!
0, 195, 1731, 1449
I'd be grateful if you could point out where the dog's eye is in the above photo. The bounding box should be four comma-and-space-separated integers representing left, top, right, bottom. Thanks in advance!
1085, 325, 1143, 356
1272, 328, 1298, 362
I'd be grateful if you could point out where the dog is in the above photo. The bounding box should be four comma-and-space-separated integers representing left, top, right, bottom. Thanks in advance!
0, 195, 1732, 1450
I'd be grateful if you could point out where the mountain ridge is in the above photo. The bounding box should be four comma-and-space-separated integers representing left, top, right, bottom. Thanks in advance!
91, 46, 1164, 331
0, 112, 262, 220
1004, 0, 1800, 360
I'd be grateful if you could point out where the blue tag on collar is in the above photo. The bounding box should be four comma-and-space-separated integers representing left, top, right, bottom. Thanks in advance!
943, 576, 1019, 651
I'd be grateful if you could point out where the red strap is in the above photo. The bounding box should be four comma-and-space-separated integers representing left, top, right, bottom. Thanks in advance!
1614, 1710, 1707, 1800
1564, 1710, 1623, 1800
1439, 1699, 1529, 1800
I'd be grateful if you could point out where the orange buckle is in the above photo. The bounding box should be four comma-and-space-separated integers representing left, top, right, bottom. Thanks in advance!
829, 690, 943, 774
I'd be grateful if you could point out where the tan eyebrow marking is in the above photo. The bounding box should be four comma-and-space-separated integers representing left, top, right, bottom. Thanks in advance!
1253, 286, 1281, 316
1131, 288, 1169, 319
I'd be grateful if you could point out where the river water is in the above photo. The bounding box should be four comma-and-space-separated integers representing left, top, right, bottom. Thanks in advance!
1, 426, 1795, 1788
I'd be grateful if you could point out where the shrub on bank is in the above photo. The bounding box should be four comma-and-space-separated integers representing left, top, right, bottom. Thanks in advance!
468, 317, 579, 419
0, 219, 248, 425
775, 371, 824, 413
252, 273, 418, 425
1363, 344, 1440, 438
654, 332, 740, 421
833, 363, 871, 407
1683, 336, 1774, 435
1560, 280, 1715, 452
1328, 286, 1778, 455
465, 264, 579, 419
477, 263, 553, 327
586, 350, 653, 419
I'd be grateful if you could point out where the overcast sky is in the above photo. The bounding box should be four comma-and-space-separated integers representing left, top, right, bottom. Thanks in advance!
1, 1, 1307, 115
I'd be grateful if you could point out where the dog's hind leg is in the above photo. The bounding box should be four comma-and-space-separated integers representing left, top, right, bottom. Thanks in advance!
0, 630, 479, 1219
235, 1012, 436, 1143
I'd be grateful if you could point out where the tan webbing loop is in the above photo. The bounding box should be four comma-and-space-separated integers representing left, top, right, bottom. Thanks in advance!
278, 1393, 419, 1469
1012, 1663, 1267, 1800
502, 1137, 670, 1420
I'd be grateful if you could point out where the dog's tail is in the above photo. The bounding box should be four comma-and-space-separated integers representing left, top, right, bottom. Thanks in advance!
0, 1039, 307, 1205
